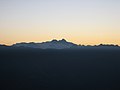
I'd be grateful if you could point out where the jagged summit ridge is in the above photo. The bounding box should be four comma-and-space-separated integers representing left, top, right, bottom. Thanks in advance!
12, 39, 77, 49
50, 39, 67, 43
11, 39, 120, 49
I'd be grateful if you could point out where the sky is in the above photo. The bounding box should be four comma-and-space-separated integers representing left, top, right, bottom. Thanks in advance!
0, 0, 120, 45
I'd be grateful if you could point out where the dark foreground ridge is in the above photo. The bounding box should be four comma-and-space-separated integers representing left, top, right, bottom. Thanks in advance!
0, 47, 120, 89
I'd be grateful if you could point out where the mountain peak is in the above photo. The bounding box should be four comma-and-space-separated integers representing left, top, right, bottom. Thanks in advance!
12, 39, 77, 49
51, 39, 58, 42
51, 39, 67, 43
59, 39, 67, 42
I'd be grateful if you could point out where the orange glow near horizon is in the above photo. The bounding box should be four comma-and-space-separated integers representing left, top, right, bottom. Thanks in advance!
0, 0, 120, 45
1, 34, 120, 46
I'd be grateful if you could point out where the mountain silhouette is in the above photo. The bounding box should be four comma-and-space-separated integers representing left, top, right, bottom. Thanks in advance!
12, 39, 78, 49
0, 44, 8, 48
1, 39, 120, 89
0, 39, 119, 49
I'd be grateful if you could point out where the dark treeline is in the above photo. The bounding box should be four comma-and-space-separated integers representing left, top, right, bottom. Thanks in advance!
0, 47, 120, 89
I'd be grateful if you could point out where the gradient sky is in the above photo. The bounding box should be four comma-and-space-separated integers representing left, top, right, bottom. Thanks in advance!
0, 0, 120, 45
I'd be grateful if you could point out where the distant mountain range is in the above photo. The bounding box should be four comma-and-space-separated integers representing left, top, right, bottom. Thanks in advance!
12, 39, 78, 49
0, 39, 119, 49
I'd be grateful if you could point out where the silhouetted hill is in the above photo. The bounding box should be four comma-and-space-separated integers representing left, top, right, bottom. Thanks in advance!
0, 44, 10, 49
0, 44, 7, 47
11, 39, 120, 49
12, 39, 78, 49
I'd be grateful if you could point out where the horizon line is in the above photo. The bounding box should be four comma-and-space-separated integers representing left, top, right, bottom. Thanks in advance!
0, 39, 119, 47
